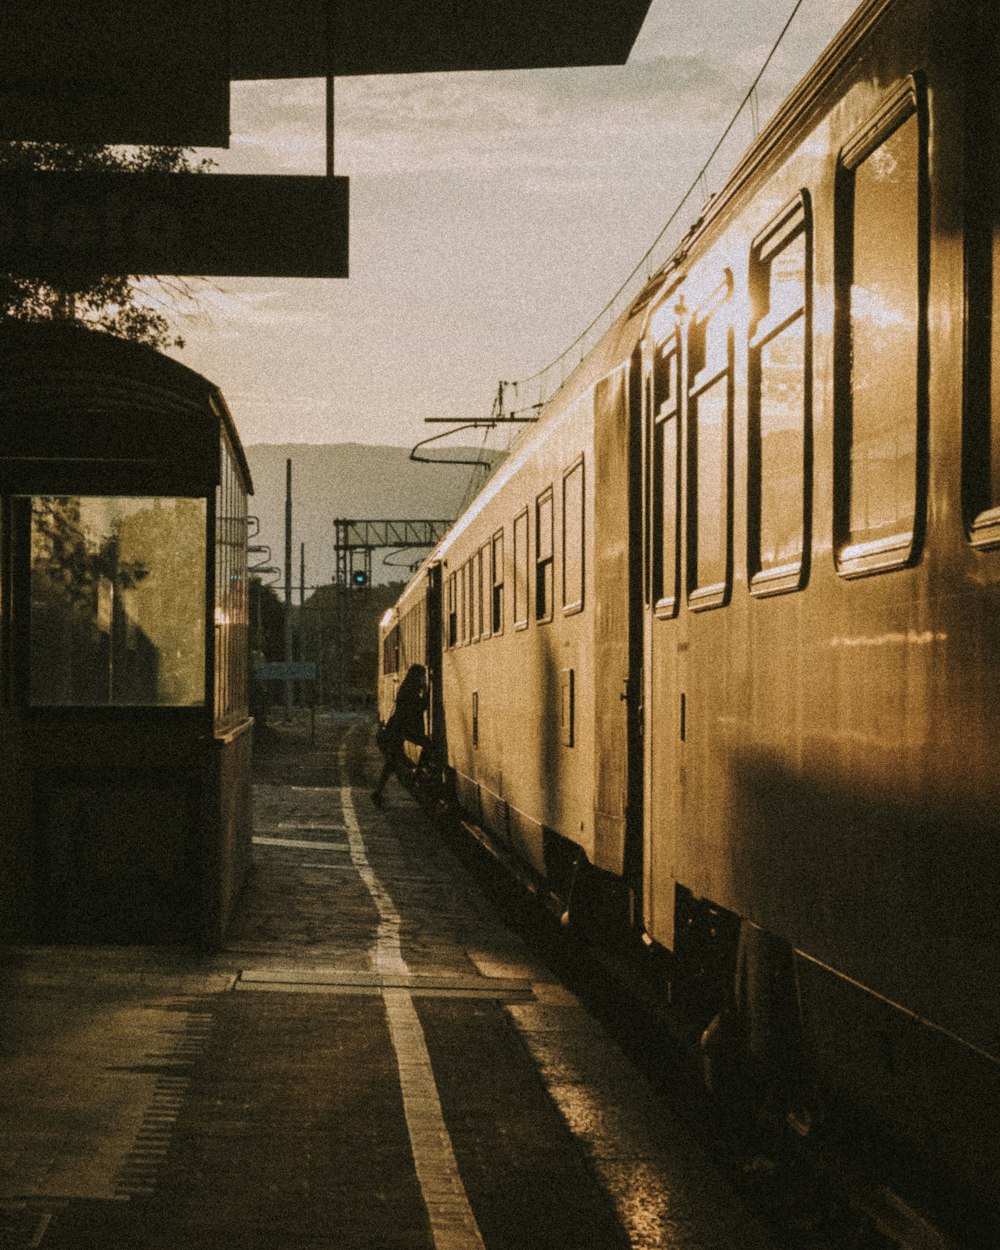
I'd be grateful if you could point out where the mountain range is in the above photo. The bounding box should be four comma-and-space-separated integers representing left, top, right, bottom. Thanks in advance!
242, 443, 503, 591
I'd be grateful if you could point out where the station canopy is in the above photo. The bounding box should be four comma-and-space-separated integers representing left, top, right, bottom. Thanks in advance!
232, 0, 655, 79
0, 0, 653, 145
0, 0, 652, 278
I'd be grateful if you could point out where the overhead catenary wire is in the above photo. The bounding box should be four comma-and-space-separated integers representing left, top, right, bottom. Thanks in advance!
408, 0, 811, 510
514, 0, 809, 400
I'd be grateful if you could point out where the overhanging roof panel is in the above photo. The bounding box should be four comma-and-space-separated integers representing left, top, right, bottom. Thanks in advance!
230, 0, 654, 79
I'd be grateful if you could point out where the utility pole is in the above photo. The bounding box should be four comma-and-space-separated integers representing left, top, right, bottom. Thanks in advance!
283, 457, 293, 719
300, 541, 306, 707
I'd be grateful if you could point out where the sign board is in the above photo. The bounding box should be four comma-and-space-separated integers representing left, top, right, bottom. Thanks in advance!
0, 1, 229, 146
255, 662, 317, 682
0, 172, 349, 279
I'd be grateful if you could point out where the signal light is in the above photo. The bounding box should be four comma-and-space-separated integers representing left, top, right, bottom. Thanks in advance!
351, 569, 369, 587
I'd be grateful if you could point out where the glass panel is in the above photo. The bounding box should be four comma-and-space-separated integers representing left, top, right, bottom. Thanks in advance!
537, 491, 553, 561
491, 530, 504, 634
513, 509, 528, 626
759, 314, 806, 571
472, 550, 480, 640
692, 379, 728, 591
992, 232, 1000, 504
563, 462, 584, 609
536, 491, 553, 620
767, 233, 806, 327
846, 112, 919, 552
652, 338, 679, 610
480, 544, 490, 638
30, 496, 206, 707
654, 414, 678, 605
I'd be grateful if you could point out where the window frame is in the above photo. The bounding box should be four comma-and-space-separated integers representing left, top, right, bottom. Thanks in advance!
513, 508, 529, 629
479, 542, 491, 639
471, 549, 481, 643
447, 571, 457, 648
535, 486, 554, 624
562, 456, 585, 615
651, 329, 682, 617
747, 193, 813, 598
964, 19, 1000, 549
833, 75, 928, 579
24, 492, 210, 710
491, 528, 504, 635
686, 272, 734, 611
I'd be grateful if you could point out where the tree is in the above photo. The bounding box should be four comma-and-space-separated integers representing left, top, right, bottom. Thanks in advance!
0, 141, 214, 349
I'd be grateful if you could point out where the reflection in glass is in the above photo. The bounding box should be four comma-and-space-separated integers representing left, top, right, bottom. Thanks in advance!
491, 531, 504, 633
30, 496, 206, 706
535, 490, 554, 620
847, 112, 919, 550
759, 319, 806, 569
693, 378, 728, 591
655, 413, 678, 605
652, 339, 680, 610
513, 510, 528, 626
563, 461, 584, 609
750, 214, 808, 582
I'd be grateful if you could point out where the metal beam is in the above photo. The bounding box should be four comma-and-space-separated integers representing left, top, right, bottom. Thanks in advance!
333, 519, 453, 552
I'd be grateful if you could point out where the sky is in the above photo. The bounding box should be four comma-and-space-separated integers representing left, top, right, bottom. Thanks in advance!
161, 0, 860, 452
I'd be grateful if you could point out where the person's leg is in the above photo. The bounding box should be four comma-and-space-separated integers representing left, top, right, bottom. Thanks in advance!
372, 754, 393, 804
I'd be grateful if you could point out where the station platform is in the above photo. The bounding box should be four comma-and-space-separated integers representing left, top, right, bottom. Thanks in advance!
0, 713, 774, 1250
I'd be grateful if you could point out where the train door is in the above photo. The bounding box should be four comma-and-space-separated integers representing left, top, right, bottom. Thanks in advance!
643, 273, 735, 951
642, 311, 686, 950
592, 361, 644, 886
426, 563, 446, 758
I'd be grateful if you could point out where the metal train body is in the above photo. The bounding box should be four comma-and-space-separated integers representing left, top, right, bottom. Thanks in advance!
379, 0, 999, 1221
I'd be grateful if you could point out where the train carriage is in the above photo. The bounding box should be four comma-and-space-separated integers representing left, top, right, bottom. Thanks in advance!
379, 0, 1000, 1226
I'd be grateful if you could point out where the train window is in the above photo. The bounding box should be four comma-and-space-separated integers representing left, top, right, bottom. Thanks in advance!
471, 550, 481, 642
687, 275, 733, 609
457, 563, 466, 645
491, 529, 504, 634
965, 17, 1000, 547
562, 458, 584, 613
748, 196, 812, 596
479, 543, 491, 639
447, 572, 457, 648
535, 488, 554, 622
384, 625, 400, 674
463, 560, 471, 644
513, 508, 529, 628
652, 332, 681, 615
835, 80, 926, 577
28, 495, 207, 707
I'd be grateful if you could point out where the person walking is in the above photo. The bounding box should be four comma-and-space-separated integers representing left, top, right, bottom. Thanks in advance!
371, 663, 428, 807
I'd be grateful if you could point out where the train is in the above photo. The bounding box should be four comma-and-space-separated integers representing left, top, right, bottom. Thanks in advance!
0, 320, 254, 945
377, 0, 999, 1229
